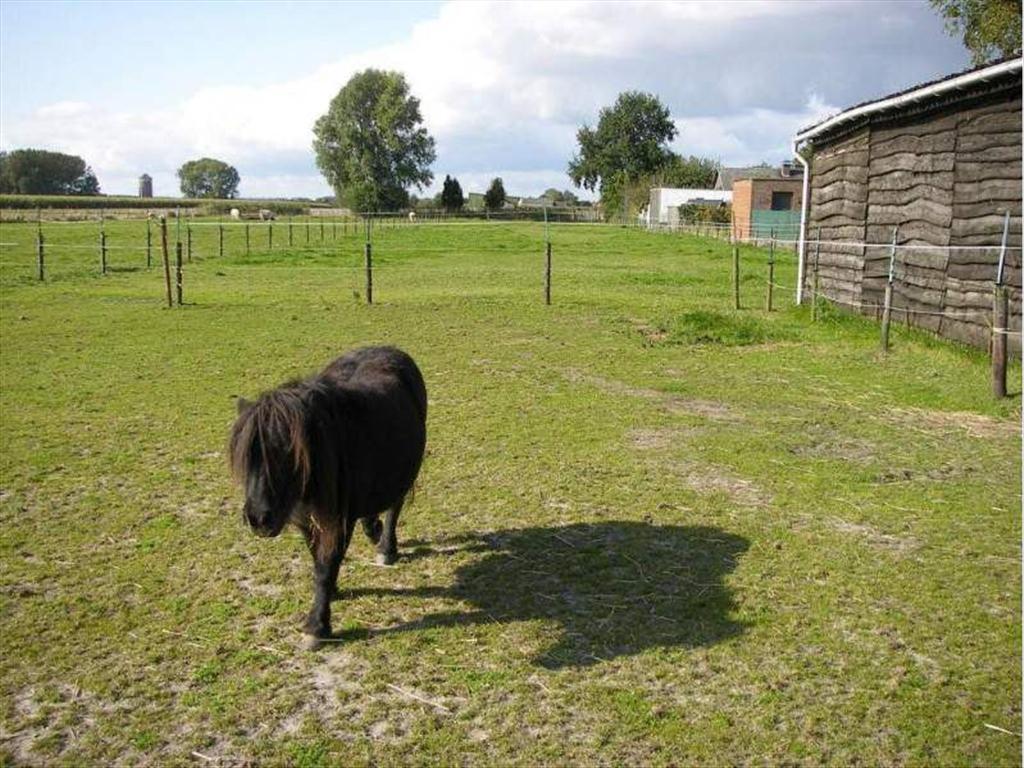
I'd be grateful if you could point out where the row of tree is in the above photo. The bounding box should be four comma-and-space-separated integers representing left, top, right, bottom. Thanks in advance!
308, 2, 1017, 213
0, 150, 242, 199
432, 176, 581, 212
308, 70, 703, 215
0, 150, 100, 195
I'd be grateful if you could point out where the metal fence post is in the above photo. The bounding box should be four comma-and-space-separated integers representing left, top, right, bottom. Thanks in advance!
880, 226, 898, 352
992, 211, 1011, 398
175, 241, 183, 305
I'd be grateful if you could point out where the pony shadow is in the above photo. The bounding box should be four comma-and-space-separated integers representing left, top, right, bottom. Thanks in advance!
338, 521, 750, 668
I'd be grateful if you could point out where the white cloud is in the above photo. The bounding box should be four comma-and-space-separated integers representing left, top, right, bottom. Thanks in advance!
673, 95, 839, 166
0, 1, 966, 198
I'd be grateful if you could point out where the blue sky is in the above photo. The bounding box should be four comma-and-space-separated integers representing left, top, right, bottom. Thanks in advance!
1, 2, 442, 113
0, 1, 969, 199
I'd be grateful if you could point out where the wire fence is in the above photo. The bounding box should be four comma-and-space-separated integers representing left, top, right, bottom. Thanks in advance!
1, 213, 1019, 391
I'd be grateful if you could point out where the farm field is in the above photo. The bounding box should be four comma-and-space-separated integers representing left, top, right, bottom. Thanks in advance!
0, 220, 1020, 766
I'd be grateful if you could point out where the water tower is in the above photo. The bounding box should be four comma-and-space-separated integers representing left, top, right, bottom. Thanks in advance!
138, 174, 153, 198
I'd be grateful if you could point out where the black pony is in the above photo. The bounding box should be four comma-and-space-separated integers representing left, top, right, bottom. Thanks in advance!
229, 346, 427, 648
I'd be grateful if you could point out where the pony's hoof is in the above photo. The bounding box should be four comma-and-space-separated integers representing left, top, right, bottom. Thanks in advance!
375, 552, 397, 566
301, 633, 324, 652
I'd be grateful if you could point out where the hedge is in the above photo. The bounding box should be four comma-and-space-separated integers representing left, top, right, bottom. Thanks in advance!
0, 194, 319, 214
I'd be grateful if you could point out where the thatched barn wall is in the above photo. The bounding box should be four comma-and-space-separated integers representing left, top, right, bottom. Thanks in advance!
805, 87, 1021, 353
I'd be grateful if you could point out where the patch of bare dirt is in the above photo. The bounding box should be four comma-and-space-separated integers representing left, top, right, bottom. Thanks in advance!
276, 651, 369, 736
562, 369, 737, 422
886, 407, 1019, 440
1, 684, 119, 767
627, 427, 704, 450
663, 398, 736, 421
234, 576, 284, 598
791, 433, 877, 464
831, 518, 920, 554
671, 462, 769, 508
628, 319, 669, 345
562, 368, 662, 400
875, 462, 977, 484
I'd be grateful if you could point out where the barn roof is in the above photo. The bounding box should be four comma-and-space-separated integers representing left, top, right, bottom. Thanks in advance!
713, 165, 778, 190
795, 57, 1022, 145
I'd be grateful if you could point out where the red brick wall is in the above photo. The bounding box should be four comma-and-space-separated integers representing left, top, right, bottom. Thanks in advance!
732, 178, 802, 238
732, 180, 753, 239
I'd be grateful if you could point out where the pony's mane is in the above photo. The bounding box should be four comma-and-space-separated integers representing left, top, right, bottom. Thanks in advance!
229, 376, 346, 556
229, 378, 317, 493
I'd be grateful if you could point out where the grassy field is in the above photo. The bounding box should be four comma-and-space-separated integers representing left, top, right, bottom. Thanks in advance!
0, 219, 1020, 766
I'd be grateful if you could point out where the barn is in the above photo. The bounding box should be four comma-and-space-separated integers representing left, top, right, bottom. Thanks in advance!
793, 57, 1022, 352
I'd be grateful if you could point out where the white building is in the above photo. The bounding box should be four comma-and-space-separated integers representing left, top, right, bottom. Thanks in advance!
646, 188, 732, 226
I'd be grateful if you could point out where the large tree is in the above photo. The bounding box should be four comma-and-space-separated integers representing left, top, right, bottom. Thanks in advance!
313, 69, 436, 212
440, 174, 465, 212
0, 149, 99, 195
931, 0, 1021, 64
484, 178, 506, 211
567, 91, 677, 197
659, 155, 719, 189
177, 158, 240, 198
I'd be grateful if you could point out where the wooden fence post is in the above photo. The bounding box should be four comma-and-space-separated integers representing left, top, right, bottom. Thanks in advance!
245, 223, 250, 255
218, 224, 224, 258
880, 226, 898, 352
545, 241, 552, 305
36, 229, 45, 281
160, 217, 172, 308
306, 219, 310, 243
992, 211, 1011, 398
365, 241, 373, 305
363, 215, 373, 304
289, 217, 294, 246
320, 219, 324, 241
100, 230, 107, 275
146, 218, 152, 268
269, 222, 274, 250
175, 241, 183, 306
732, 242, 741, 310
811, 227, 822, 321
186, 224, 192, 263
766, 228, 775, 312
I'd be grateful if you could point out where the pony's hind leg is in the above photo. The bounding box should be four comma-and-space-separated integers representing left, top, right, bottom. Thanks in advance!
361, 515, 383, 545
376, 496, 404, 566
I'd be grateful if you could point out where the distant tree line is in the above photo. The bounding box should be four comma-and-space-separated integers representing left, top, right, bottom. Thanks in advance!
0, 148, 244, 200
0, 149, 100, 195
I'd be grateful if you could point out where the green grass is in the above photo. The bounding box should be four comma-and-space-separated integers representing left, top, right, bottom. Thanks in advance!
0, 219, 1020, 765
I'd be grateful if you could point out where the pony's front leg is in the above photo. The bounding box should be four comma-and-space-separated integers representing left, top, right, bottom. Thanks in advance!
302, 547, 342, 648
301, 527, 349, 649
